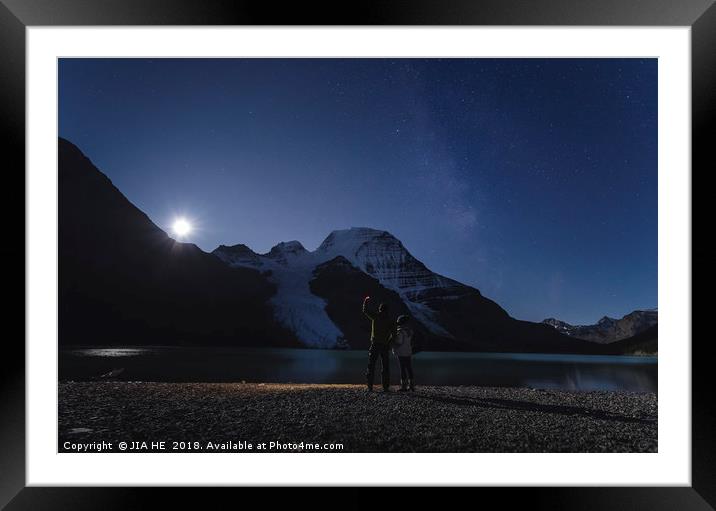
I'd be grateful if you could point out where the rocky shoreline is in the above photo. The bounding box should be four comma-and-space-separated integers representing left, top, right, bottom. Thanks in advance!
58, 382, 657, 453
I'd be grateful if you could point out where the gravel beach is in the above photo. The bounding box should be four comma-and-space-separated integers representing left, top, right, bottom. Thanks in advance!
58, 382, 657, 453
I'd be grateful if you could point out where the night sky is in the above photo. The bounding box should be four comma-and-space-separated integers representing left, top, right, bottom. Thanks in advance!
58, 58, 657, 325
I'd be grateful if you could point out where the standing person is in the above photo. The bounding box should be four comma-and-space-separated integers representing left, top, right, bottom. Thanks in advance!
393, 315, 415, 391
363, 296, 394, 392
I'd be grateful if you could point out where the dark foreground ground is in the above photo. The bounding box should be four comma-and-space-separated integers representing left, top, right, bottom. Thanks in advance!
58, 383, 657, 453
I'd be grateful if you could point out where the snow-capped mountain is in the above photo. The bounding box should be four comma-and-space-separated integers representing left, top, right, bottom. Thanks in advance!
214, 228, 468, 347
316, 228, 459, 298
542, 309, 658, 344
214, 228, 596, 353
215, 240, 335, 347
57, 137, 633, 354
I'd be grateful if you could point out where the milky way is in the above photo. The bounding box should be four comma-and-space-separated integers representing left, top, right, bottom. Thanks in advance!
58, 58, 657, 324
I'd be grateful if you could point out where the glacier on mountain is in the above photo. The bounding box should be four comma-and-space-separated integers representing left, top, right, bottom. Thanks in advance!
214, 240, 343, 347
213, 227, 461, 347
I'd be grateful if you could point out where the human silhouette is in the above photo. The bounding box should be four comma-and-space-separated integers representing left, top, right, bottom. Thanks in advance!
363, 296, 394, 392
393, 315, 415, 391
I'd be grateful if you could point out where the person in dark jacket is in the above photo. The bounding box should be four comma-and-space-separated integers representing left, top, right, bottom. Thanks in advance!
363, 296, 395, 392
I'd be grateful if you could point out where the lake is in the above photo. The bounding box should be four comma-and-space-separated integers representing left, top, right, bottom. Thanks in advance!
59, 347, 657, 392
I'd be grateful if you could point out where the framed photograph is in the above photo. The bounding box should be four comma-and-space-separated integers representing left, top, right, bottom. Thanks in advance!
3, 0, 709, 507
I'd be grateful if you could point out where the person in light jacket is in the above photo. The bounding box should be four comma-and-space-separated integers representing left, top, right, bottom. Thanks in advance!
393, 315, 415, 391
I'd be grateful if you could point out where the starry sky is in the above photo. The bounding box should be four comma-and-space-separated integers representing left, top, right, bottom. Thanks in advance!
58, 58, 657, 325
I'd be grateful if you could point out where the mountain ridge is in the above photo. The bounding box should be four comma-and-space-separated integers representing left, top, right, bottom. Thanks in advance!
213, 228, 598, 353
60, 137, 638, 354
542, 309, 658, 344
59, 137, 298, 348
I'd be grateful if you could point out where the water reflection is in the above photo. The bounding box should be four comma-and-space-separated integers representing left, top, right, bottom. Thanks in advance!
60, 347, 657, 392
74, 348, 155, 358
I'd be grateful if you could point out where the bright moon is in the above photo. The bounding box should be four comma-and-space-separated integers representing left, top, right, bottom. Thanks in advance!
172, 218, 192, 237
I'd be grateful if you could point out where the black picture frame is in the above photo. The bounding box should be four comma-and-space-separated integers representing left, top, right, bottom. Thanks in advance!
1, 0, 708, 508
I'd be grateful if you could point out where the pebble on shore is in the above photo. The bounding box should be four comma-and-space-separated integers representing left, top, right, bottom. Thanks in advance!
58, 382, 657, 453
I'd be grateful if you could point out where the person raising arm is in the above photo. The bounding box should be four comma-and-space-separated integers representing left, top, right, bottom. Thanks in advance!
363, 296, 393, 392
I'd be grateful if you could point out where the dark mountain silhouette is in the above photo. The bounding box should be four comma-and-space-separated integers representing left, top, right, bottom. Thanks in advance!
60, 138, 637, 355
601, 325, 658, 355
59, 137, 298, 347
309, 256, 465, 352
216, 228, 603, 354
309, 256, 599, 353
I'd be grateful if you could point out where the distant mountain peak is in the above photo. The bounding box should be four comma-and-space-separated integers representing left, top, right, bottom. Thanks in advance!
265, 240, 309, 266
213, 243, 263, 268
216, 243, 256, 253
543, 309, 658, 344
268, 240, 307, 255
542, 318, 574, 330
317, 227, 397, 254
329, 226, 390, 237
